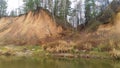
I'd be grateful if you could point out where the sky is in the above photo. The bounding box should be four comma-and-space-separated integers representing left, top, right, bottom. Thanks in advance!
7, 0, 24, 12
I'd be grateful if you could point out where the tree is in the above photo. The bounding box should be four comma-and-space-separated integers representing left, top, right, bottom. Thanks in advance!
55, 0, 71, 27
47, 0, 54, 12
0, 0, 7, 17
53, 0, 59, 16
97, 0, 110, 11
85, 0, 91, 24
10, 10, 16, 16
75, 0, 84, 26
85, 0, 97, 24
23, 0, 41, 12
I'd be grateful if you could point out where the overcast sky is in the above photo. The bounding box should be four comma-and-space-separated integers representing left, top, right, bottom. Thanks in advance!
7, 0, 24, 11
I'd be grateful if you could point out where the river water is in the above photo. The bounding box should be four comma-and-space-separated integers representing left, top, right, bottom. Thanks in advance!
0, 56, 119, 68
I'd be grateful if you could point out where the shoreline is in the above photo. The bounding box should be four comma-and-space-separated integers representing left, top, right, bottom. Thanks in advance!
0, 45, 113, 60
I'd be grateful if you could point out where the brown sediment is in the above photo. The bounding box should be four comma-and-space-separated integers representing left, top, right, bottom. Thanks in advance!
0, 8, 65, 45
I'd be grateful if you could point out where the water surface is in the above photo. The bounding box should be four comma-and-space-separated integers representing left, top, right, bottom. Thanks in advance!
0, 56, 119, 68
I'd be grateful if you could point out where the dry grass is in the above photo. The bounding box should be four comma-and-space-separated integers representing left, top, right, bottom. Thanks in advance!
109, 48, 120, 59
42, 40, 76, 53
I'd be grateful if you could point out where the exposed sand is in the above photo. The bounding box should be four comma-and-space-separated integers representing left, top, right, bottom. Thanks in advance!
0, 8, 63, 45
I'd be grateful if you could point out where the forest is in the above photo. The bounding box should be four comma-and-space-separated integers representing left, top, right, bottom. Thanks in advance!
0, 0, 112, 28
0, 0, 120, 64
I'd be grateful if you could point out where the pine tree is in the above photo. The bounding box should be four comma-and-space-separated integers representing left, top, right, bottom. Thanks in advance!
85, 0, 97, 24
23, 0, 41, 12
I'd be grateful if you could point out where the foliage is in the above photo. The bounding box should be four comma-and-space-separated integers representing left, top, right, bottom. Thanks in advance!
0, 0, 7, 17
85, 0, 99, 24
23, 0, 40, 12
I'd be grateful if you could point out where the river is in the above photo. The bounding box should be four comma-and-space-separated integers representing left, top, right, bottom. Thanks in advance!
0, 56, 119, 68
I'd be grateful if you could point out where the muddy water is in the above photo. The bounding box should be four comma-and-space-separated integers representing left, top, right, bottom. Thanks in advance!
0, 56, 119, 68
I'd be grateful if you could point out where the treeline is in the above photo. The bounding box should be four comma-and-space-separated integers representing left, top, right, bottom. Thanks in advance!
0, 0, 7, 17
0, 0, 117, 30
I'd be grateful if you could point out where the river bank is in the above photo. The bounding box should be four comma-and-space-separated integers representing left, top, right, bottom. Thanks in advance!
0, 45, 48, 57
0, 45, 114, 60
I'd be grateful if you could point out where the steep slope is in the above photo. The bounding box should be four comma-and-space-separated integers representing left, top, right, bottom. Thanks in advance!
97, 12, 120, 33
0, 8, 64, 45
98, 0, 120, 24
97, 0, 120, 33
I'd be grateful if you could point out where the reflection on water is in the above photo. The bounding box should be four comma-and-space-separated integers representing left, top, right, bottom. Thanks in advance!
0, 56, 119, 68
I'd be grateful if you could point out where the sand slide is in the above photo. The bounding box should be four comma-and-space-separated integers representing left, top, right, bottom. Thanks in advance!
0, 8, 63, 45
98, 12, 120, 33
